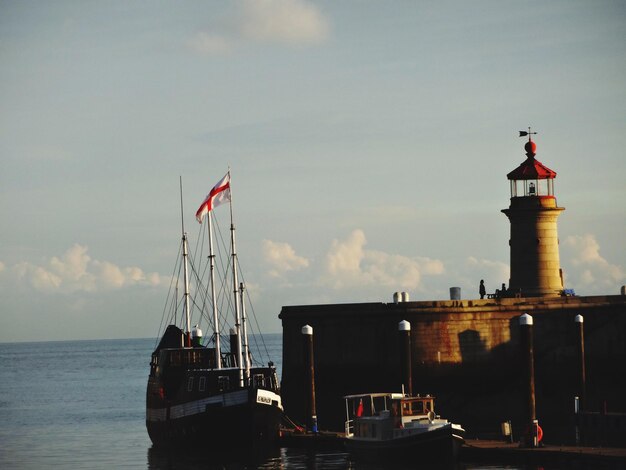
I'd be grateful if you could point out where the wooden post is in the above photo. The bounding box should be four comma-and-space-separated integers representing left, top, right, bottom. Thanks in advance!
519, 313, 538, 447
302, 324, 317, 433
575, 314, 586, 411
398, 320, 412, 396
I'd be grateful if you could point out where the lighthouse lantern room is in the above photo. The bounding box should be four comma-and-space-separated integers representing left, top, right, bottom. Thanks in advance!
507, 130, 557, 199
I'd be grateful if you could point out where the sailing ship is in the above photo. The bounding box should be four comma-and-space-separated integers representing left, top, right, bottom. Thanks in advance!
146, 172, 283, 449
343, 392, 465, 462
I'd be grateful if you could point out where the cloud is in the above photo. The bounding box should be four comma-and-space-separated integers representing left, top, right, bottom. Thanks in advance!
4, 244, 164, 294
262, 239, 310, 278
188, 0, 329, 55
562, 234, 624, 294
325, 229, 366, 278
322, 229, 444, 291
266, 231, 621, 301
240, 0, 329, 44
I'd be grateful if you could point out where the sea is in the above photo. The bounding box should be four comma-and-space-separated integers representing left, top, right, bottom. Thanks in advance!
0, 335, 555, 469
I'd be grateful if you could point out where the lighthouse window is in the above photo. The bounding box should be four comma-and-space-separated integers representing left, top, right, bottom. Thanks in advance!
187, 377, 194, 391
199, 376, 206, 392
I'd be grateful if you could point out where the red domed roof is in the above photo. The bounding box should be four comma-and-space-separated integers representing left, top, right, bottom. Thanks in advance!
507, 138, 556, 180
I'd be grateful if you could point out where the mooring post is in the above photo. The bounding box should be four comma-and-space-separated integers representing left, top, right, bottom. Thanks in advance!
302, 324, 317, 433
519, 313, 538, 447
398, 320, 412, 396
574, 396, 581, 446
574, 314, 586, 411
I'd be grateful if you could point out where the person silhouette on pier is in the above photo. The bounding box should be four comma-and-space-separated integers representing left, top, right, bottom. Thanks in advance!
479, 280, 486, 299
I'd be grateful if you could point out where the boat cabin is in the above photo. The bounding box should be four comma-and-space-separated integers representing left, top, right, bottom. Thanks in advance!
149, 347, 279, 399
344, 393, 439, 439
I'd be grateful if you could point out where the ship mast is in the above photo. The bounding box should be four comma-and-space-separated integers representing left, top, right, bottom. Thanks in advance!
207, 214, 221, 368
240, 282, 251, 380
228, 172, 247, 387
180, 177, 192, 348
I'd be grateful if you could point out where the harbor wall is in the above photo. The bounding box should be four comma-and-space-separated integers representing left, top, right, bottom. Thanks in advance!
279, 295, 626, 443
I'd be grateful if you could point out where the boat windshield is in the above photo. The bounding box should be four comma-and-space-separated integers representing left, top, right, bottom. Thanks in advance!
400, 397, 434, 416
345, 394, 436, 421
347, 394, 391, 419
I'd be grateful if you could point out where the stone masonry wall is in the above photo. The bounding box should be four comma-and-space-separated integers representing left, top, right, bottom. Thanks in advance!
280, 295, 626, 441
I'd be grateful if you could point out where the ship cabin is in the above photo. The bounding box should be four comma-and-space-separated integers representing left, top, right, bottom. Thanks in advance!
147, 325, 279, 401
344, 392, 438, 439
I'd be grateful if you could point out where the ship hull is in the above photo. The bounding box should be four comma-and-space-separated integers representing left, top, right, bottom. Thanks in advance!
146, 387, 282, 449
345, 423, 464, 462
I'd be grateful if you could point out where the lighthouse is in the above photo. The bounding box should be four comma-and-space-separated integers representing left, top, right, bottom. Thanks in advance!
502, 130, 565, 297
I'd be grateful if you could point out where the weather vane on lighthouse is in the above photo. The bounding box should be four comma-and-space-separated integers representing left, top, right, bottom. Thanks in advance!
519, 127, 537, 141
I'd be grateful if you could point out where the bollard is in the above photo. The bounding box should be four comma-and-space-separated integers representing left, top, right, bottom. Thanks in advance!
574, 314, 586, 412
532, 419, 539, 447
519, 313, 538, 447
302, 324, 317, 433
574, 396, 580, 446
398, 320, 412, 396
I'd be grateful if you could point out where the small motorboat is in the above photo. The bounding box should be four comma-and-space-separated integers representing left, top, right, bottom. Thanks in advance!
343, 392, 465, 462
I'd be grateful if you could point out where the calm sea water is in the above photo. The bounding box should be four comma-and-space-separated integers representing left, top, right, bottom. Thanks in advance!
0, 336, 549, 469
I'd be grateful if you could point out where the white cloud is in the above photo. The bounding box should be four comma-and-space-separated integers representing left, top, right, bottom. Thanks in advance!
562, 234, 624, 294
16, 263, 63, 292
4, 244, 165, 294
262, 239, 310, 278
50, 244, 91, 283
322, 229, 444, 291
240, 0, 329, 44
325, 229, 366, 279
188, 0, 329, 55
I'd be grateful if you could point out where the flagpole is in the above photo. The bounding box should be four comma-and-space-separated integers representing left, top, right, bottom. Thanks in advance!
228, 170, 245, 387
208, 214, 221, 368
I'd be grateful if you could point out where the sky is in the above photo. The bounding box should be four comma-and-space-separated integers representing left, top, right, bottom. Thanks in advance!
1, 0, 624, 343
